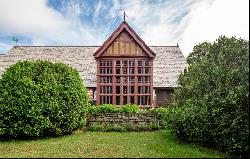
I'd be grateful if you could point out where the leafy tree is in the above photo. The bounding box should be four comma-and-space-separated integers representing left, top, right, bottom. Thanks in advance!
167, 36, 249, 157
0, 60, 89, 138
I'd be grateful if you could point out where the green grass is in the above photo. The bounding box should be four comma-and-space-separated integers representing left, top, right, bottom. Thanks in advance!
0, 130, 229, 158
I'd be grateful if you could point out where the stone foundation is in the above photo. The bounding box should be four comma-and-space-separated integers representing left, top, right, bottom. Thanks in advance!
87, 113, 163, 127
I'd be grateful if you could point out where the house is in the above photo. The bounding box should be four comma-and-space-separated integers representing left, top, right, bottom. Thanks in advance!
0, 21, 187, 107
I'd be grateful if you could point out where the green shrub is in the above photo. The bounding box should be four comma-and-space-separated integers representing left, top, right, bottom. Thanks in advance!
0, 60, 88, 138
167, 36, 249, 157
119, 104, 139, 113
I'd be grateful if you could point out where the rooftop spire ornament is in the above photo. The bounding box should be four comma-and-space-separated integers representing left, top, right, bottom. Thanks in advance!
123, 11, 128, 21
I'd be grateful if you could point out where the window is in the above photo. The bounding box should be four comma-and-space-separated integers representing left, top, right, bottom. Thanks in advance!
107, 68, 112, 74
138, 96, 143, 105
138, 77, 143, 83
129, 60, 135, 67
107, 77, 112, 83
145, 77, 150, 83
145, 96, 150, 105
116, 86, 120, 94
130, 86, 134, 94
100, 77, 105, 83
138, 86, 143, 94
123, 60, 128, 66
138, 68, 143, 74
123, 68, 127, 74
100, 68, 105, 74
138, 61, 143, 66
100, 60, 105, 66
123, 96, 127, 105
107, 60, 112, 66
107, 86, 112, 94
123, 86, 128, 94
145, 60, 149, 66
116, 60, 120, 66
100, 86, 105, 94
145, 68, 150, 74
123, 76, 128, 84
145, 86, 150, 94
116, 68, 120, 74
129, 76, 134, 83
107, 96, 112, 104
116, 96, 120, 105
116, 76, 120, 83
130, 96, 135, 104
129, 68, 134, 74
100, 96, 105, 104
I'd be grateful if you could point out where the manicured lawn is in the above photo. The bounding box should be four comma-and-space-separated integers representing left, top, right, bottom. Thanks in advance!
0, 130, 228, 158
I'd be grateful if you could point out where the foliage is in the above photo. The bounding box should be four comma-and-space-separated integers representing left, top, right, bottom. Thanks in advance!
0, 60, 88, 138
119, 104, 139, 113
87, 122, 161, 132
86, 104, 118, 113
167, 36, 249, 156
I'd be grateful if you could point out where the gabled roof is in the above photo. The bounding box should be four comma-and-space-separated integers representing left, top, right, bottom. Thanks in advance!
93, 21, 156, 58
0, 46, 188, 88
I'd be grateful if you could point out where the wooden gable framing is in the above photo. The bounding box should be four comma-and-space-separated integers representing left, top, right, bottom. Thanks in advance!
93, 21, 156, 58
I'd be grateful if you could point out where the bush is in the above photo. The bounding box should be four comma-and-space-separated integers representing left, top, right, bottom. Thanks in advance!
0, 60, 88, 138
167, 36, 249, 157
119, 104, 139, 113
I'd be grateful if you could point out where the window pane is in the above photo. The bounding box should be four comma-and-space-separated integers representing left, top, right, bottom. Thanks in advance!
145, 96, 150, 105
145, 60, 149, 66
100, 77, 105, 83
116, 76, 120, 83
130, 86, 134, 94
138, 61, 143, 66
116, 86, 120, 94
145, 68, 150, 74
138, 68, 143, 74
107, 60, 112, 66
145, 86, 150, 94
138, 96, 143, 105
107, 68, 112, 74
100, 68, 105, 74
130, 96, 135, 104
129, 76, 134, 83
107, 86, 112, 94
100, 60, 105, 66
145, 77, 150, 83
123, 68, 127, 74
107, 96, 113, 104
138, 86, 143, 94
122, 76, 128, 84
116, 96, 120, 105
116, 68, 120, 74
129, 60, 135, 67
123, 86, 128, 94
123, 60, 128, 67
138, 77, 143, 83
129, 68, 134, 74
100, 86, 105, 94
107, 77, 112, 83
123, 96, 127, 105
116, 60, 120, 66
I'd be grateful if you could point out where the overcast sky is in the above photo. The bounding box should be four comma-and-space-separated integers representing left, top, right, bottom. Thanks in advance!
0, 0, 249, 56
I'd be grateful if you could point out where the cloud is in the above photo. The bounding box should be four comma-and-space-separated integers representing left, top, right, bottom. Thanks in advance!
0, 0, 95, 46
180, 0, 249, 56
0, 0, 248, 56
121, 0, 249, 56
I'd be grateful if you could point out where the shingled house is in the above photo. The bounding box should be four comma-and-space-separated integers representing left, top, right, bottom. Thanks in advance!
0, 21, 187, 107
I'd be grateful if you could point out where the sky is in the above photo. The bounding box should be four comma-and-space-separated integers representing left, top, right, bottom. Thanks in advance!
0, 0, 249, 56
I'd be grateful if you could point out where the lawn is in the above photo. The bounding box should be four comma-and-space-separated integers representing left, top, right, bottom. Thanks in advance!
0, 130, 228, 158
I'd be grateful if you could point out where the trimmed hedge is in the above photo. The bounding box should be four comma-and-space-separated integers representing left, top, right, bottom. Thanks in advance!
0, 60, 88, 138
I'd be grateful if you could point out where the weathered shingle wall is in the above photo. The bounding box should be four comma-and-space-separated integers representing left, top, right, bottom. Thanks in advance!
0, 46, 187, 88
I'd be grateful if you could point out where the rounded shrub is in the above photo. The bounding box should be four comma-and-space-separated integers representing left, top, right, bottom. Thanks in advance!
0, 60, 88, 138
